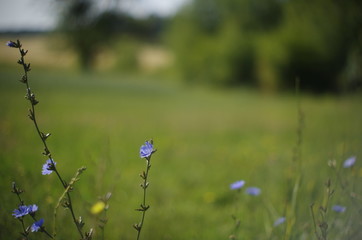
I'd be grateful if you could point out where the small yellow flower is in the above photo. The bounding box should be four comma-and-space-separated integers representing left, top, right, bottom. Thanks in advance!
91, 201, 105, 215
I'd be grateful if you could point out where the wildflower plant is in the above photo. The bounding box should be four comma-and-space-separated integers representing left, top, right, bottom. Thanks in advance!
229, 180, 245, 240
7, 40, 91, 239
91, 192, 112, 240
310, 179, 335, 240
327, 155, 361, 238
11, 182, 53, 239
7, 39, 160, 240
134, 140, 156, 240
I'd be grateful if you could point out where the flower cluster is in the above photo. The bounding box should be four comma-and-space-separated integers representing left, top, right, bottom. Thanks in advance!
230, 180, 261, 196
230, 179, 285, 232
12, 204, 38, 218
12, 204, 44, 233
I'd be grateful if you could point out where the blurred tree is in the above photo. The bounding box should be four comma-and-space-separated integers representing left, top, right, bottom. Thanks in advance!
167, 0, 362, 92
277, 0, 362, 92
58, 0, 166, 71
59, 0, 100, 70
166, 0, 284, 87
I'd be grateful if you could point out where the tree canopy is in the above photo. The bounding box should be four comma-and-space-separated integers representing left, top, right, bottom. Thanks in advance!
166, 0, 362, 92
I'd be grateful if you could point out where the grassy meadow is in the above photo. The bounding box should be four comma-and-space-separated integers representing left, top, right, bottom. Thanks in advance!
0, 43, 362, 239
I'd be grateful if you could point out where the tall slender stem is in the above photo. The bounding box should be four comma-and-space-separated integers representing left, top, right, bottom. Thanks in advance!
14, 41, 84, 240
136, 157, 152, 240
230, 189, 241, 240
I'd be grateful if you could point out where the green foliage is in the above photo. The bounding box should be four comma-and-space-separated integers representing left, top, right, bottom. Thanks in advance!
276, 0, 359, 92
166, 0, 362, 92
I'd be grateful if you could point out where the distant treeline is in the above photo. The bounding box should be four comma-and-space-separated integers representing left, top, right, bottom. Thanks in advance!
59, 0, 362, 93
166, 0, 362, 93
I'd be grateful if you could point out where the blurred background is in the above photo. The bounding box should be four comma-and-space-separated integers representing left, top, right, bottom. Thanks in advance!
1, 0, 361, 92
1, 0, 362, 239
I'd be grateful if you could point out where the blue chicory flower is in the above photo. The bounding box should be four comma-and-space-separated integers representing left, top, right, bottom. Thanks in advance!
343, 156, 356, 168
273, 217, 286, 227
12, 205, 29, 218
31, 218, 44, 232
42, 159, 56, 175
245, 187, 261, 196
12, 204, 39, 218
27, 204, 38, 215
6, 41, 18, 48
140, 141, 154, 158
332, 205, 346, 213
230, 180, 245, 190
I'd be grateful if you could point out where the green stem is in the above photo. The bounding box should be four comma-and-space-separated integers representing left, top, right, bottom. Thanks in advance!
20, 218, 29, 239
310, 203, 321, 240
136, 157, 152, 240
230, 189, 241, 240
67, 191, 84, 238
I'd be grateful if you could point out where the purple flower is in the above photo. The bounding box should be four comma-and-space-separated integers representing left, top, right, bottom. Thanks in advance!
12, 205, 29, 218
273, 217, 286, 226
31, 219, 44, 232
245, 187, 261, 196
6, 41, 18, 48
27, 204, 38, 215
343, 156, 356, 168
230, 180, 245, 190
12, 204, 39, 218
42, 159, 56, 175
332, 205, 346, 213
140, 141, 154, 158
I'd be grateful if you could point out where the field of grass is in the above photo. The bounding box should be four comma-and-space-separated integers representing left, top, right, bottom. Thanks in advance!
0, 65, 361, 239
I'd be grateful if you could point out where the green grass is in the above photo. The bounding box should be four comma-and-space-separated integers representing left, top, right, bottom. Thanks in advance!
0, 67, 361, 240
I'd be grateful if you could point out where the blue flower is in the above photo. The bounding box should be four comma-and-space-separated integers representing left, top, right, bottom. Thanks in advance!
12, 205, 29, 218
12, 204, 39, 218
6, 41, 18, 48
31, 219, 44, 232
230, 180, 245, 190
273, 217, 286, 227
343, 156, 356, 168
27, 204, 38, 215
245, 187, 261, 196
332, 205, 346, 213
42, 159, 56, 175
140, 141, 154, 158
